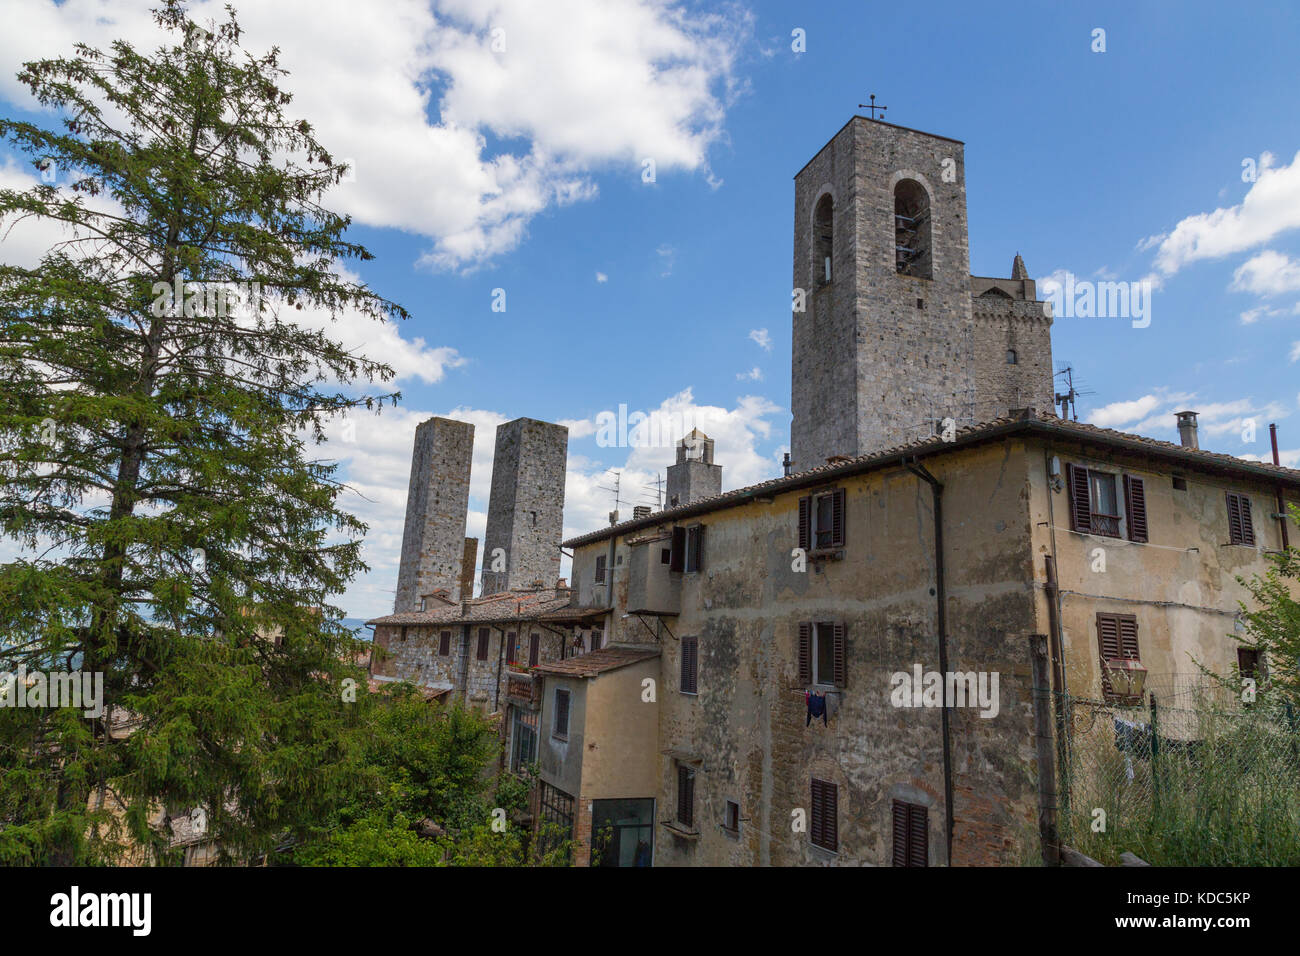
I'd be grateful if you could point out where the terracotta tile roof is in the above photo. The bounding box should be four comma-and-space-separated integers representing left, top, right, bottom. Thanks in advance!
533, 644, 660, 678
366, 588, 574, 627
563, 411, 1300, 548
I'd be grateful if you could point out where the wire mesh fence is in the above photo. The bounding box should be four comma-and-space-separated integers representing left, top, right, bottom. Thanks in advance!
1054, 684, 1300, 865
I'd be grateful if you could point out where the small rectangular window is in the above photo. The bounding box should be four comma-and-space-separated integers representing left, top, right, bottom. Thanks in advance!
1172, 475, 1187, 491
724, 800, 740, 834
553, 689, 570, 739
680, 636, 698, 694
1226, 492, 1255, 546
506, 631, 517, 665
590, 629, 602, 651
528, 633, 540, 667
891, 800, 927, 866
810, 778, 838, 852
438, 630, 451, 656
476, 628, 490, 661
676, 765, 695, 828
805, 622, 846, 687
594, 554, 607, 583
1238, 647, 1260, 680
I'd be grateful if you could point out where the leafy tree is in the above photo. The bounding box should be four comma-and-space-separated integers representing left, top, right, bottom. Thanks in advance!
291, 691, 570, 867
0, 1, 406, 864
1233, 508, 1300, 708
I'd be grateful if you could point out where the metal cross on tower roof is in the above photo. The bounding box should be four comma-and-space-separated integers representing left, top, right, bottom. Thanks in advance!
858, 94, 887, 120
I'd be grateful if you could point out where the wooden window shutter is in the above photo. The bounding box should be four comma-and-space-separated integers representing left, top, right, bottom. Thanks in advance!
476, 628, 489, 661
907, 804, 927, 867
1096, 613, 1138, 697
830, 488, 846, 548
506, 631, 517, 665
689, 525, 704, 572
438, 630, 451, 656
669, 526, 686, 572
677, 766, 695, 827
797, 622, 812, 683
528, 633, 540, 667
892, 800, 927, 867
811, 778, 838, 851
1117, 615, 1140, 660
1227, 492, 1255, 545
1240, 495, 1255, 545
1123, 475, 1148, 543
798, 495, 812, 551
1066, 463, 1091, 533
681, 636, 698, 694
594, 554, 606, 583
832, 622, 847, 688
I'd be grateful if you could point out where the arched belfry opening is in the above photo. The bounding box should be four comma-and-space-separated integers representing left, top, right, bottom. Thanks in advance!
894, 179, 932, 279
814, 194, 834, 285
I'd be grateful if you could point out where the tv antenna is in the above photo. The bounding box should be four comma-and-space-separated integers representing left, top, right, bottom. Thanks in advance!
1054, 364, 1096, 422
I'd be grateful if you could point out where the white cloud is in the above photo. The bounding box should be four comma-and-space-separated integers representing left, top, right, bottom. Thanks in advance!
1230, 250, 1300, 297
656, 243, 676, 277
0, 0, 751, 272
595, 271, 608, 283
1291, 342, 1300, 363
1148, 150, 1300, 277
748, 327, 772, 350
1087, 394, 1163, 429
736, 366, 763, 381
1086, 389, 1287, 445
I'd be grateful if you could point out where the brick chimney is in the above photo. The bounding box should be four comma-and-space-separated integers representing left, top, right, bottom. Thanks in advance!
1175, 411, 1199, 450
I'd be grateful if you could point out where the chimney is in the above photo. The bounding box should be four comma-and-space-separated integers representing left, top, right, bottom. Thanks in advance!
632, 505, 651, 519
608, 510, 620, 526
1175, 411, 1199, 449
782, 452, 792, 477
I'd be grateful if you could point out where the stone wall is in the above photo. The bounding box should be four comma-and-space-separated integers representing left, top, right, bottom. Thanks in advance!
481, 418, 568, 594
393, 417, 474, 611
792, 118, 978, 469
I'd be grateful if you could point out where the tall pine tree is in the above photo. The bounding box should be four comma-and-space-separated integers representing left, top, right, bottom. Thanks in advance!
0, 1, 407, 864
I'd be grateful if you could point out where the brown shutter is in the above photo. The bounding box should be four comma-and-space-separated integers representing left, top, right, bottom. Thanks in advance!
830, 488, 846, 548
677, 766, 694, 827
439, 630, 451, 656
1227, 492, 1256, 546
680, 636, 698, 694
907, 804, 928, 867
797, 622, 812, 683
506, 631, 517, 664
594, 554, 606, 583
1096, 613, 1131, 697
832, 622, 847, 688
528, 633, 540, 667
1067, 463, 1092, 533
892, 801, 908, 866
669, 527, 686, 572
1123, 475, 1148, 543
1117, 615, 1139, 660
798, 495, 811, 551
1226, 492, 1255, 545
810, 778, 838, 852
476, 628, 489, 661
892, 800, 927, 866
690, 525, 704, 571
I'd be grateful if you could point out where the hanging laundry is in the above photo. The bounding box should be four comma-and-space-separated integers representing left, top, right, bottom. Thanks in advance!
806, 690, 827, 727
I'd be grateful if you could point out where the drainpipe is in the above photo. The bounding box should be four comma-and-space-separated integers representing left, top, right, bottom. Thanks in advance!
1270, 424, 1290, 550
903, 457, 954, 867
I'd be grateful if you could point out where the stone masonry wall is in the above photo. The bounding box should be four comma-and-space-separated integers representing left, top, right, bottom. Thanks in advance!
481, 418, 568, 594
394, 418, 474, 612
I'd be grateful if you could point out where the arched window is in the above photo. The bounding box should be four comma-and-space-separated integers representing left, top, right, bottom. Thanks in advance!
814, 194, 834, 285
894, 180, 932, 279
1006, 349, 1018, 365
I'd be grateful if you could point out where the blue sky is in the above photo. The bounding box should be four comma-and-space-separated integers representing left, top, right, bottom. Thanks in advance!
3, 0, 1299, 619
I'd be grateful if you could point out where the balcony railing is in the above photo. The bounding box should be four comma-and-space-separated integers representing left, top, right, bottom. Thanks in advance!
1090, 513, 1120, 537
